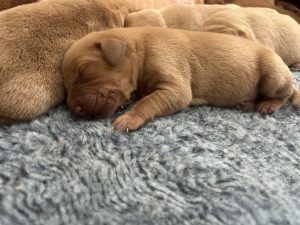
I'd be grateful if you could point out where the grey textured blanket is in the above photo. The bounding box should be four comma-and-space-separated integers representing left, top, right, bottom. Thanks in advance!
1, 73, 300, 225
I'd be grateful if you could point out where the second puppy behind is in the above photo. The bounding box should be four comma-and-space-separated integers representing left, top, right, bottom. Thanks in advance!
126, 4, 300, 69
125, 3, 239, 29
0, 0, 128, 126
201, 7, 300, 68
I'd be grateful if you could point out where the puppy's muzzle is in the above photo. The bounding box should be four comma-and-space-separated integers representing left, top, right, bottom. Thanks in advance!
73, 92, 97, 117
68, 91, 118, 119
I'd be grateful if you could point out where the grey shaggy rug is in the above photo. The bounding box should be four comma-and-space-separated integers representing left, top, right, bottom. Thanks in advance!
1, 73, 300, 225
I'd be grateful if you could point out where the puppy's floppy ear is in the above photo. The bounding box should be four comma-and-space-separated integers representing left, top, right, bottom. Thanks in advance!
235, 26, 257, 42
98, 38, 127, 66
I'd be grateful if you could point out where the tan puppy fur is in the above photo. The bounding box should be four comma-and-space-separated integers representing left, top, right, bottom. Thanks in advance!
0, 0, 128, 125
205, 0, 300, 24
62, 27, 300, 132
201, 7, 300, 68
0, 0, 39, 11
123, 0, 203, 12
125, 4, 239, 29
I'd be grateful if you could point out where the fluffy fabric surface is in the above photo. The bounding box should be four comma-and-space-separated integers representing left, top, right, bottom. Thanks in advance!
1, 73, 300, 225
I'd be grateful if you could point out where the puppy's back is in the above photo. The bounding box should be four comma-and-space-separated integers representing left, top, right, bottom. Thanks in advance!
94, 27, 271, 75
202, 7, 300, 66
160, 4, 240, 30
0, 0, 38, 11
0, 0, 128, 122
0, 0, 128, 80
125, 3, 239, 30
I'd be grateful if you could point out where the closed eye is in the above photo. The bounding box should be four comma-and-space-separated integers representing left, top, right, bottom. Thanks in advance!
78, 64, 88, 78
77, 62, 101, 80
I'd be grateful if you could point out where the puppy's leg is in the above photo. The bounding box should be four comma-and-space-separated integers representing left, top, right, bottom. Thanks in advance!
112, 83, 192, 132
290, 85, 300, 107
256, 51, 295, 114
0, 71, 65, 125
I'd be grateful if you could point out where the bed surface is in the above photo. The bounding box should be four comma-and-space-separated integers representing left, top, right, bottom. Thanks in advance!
0, 73, 300, 225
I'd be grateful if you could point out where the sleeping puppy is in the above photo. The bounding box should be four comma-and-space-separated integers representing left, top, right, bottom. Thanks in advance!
205, 0, 300, 24
201, 7, 300, 68
62, 27, 300, 132
0, 0, 128, 125
125, 3, 239, 29
0, 0, 200, 14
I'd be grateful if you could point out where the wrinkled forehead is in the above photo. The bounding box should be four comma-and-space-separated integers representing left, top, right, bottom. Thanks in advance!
64, 42, 98, 72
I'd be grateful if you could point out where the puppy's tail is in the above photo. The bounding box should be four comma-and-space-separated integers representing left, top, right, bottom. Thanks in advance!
291, 85, 300, 108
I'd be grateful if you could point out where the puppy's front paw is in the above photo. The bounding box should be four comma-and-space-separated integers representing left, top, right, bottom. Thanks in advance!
256, 101, 279, 114
112, 114, 145, 132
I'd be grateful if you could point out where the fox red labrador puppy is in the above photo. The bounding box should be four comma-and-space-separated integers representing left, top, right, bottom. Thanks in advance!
62, 28, 300, 132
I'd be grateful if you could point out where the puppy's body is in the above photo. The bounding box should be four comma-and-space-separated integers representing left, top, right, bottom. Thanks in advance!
124, 0, 202, 12
126, 5, 300, 68
125, 4, 239, 29
62, 27, 300, 131
201, 7, 300, 68
0, 0, 39, 11
0, 0, 128, 125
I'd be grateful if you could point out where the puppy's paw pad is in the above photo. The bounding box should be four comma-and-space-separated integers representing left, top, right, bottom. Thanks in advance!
112, 114, 144, 132
256, 102, 279, 114
292, 98, 300, 108
291, 93, 300, 108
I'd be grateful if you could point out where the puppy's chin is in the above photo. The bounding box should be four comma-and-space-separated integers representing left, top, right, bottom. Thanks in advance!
93, 103, 120, 119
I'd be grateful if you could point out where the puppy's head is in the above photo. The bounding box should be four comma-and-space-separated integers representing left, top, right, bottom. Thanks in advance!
62, 34, 137, 120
